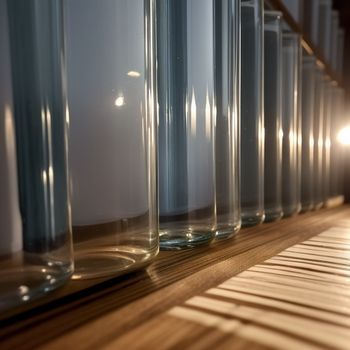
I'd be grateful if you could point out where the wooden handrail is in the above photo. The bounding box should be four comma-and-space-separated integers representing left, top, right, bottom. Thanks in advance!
266, 0, 342, 86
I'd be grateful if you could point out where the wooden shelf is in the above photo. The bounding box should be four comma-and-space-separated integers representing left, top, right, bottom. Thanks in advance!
266, 0, 343, 86
0, 205, 349, 349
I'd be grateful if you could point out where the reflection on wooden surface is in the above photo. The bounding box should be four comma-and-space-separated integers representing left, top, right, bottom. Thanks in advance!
113, 225, 350, 350
1, 206, 350, 349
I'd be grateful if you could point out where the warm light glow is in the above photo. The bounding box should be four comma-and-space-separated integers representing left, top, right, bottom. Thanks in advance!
18, 285, 29, 294
289, 131, 296, 146
115, 95, 125, 107
279, 129, 283, 142
337, 126, 350, 145
127, 70, 141, 78
309, 136, 314, 149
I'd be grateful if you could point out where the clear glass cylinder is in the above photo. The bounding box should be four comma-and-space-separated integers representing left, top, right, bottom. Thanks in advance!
301, 55, 316, 212
336, 88, 345, 197
65, 0, 158, 278
0, 0, 73, 312
157, 0, 216, 249
313, 66, 325, 209
281, 33, 302, 217
337, 28, 345, 76
264, 11, 283, 222
330, 11, 339, 72
241, 0, 264, 226
214, 0, 240, 240
303, 0, 320, 45
322, 77, 332, 204
281, 0, 301, 23
318, 0, 332, 62
330, 86, 345, 197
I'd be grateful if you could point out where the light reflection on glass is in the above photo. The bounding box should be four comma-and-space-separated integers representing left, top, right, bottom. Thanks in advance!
18, 285, 29, 295
65, 105, 70, 127
115, 95, 125, 107
289, 131, 294, 145
42, 171, 47, 190
205, 90, 211, 140
310, 136, 314, 148
190, 90, 197, 137
127, 70, 141, 78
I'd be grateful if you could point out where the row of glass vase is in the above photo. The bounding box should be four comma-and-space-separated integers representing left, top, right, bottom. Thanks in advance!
0, 0, 345, 313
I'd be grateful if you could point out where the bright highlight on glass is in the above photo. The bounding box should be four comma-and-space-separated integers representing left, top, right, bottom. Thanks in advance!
114, 95, 125, 107
127, 71, 141, 78
337, 125, 350, 145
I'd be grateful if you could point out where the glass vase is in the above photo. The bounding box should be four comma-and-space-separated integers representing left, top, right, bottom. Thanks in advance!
264, 11, 283, 222
0, 0, 73, 313
313, 66, 325, 210
301, 55, 316, 212
318, 0, 332, 62
322, 76, 332, 204
65, 0, 158, 278
157, 0, 216, 249
330, 86, 345, 198
241, 0, 264, 226
281, 33, 302, 217
214, 0, 241, 240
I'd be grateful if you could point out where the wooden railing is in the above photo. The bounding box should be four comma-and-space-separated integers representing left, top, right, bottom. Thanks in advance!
266, 0, 342, 85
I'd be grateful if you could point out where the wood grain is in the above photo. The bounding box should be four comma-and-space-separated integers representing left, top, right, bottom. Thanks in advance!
0, 205, 349, 349
102, 226, 350, 350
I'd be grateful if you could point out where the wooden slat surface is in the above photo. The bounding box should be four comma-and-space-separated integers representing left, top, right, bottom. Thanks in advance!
1, 206, 350, 349
93, 226, 350, 350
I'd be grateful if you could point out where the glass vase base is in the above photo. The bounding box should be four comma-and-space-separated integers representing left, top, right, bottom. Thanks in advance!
0, 258, 72, 313
301, 203, 314, 213
159, 229, 215, 250
282, 204, 301, 218
215, 224, 241, 240
241, 212, 265, 227
72, 246, 158, 280
264, 210, 283, 223
313, 202, 323, 210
